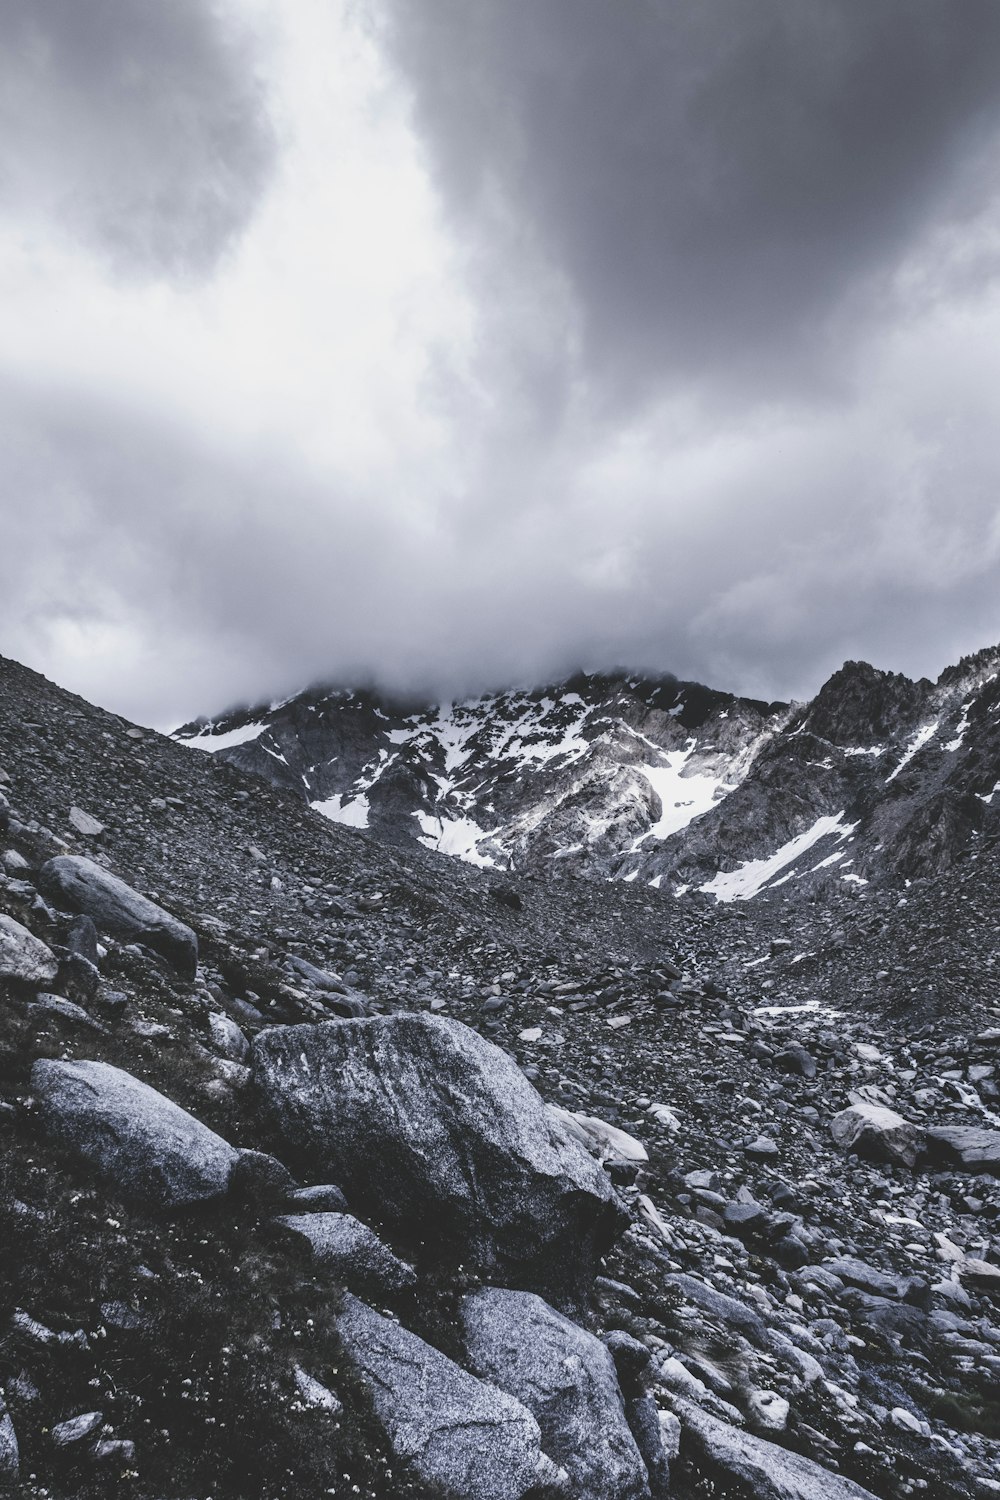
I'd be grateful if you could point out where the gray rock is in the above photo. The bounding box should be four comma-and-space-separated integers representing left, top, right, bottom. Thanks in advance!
273, 1212, 417, 1294
774, 1044, 817, 1079
292, 1365, 342, 1415
90, 1438, 135, 1465
2, 848, 29, 875
208, 1011, 249, 1061
66, 914, 99, 964
745, 1135, 780, 1160
68, 806, 105, 838
0, 1395, 18, 1482
253, 1014, 625, 1299
665, 1275, 769, 1345
229, 1149, 297, 1207
286, 1183, 349, 1213
38, 855, 197, 978
31, 1059, 239, 1208
28, 994, 107, 1032
335, 1293, 567, 1500
723, 1200, 770, 1237
823, 1256, 921, 1302
925, 1125, 1000, 1175
461, 1287, 649, 1500
51, 1410, 104, 1447
624, 1393, 671, 1500
0, 913, 58, 985
830, 1102, 925, 1168
671, 1397, 880, 1499
285, 954, 347, 992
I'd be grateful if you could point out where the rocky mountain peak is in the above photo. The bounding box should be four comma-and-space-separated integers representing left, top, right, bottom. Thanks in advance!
175, 640, 1000, 904
794, 660, 931, 748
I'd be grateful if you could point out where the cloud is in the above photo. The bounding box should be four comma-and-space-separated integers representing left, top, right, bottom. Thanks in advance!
0, 0, 276, 278
371, 0, 1000, 403
3, 1, 1000, 728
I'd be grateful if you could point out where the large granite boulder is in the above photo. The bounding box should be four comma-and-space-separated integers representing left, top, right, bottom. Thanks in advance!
830, 1102, 925, 1168
461, 1287, 649, 1500
253, 1014, 625, 1299
0, 913, 59, 986
335, 1294, 567, 1500
31, 1059, 239, 1208
671, 1397, 879, 1500
38, 855, 197, 978
925, 1125, 1000, 1176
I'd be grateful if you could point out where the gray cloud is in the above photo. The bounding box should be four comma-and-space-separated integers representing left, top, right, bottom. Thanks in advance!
372, 0, 1000, 402
0, 0, 275, 277
3, 2, 1000, 727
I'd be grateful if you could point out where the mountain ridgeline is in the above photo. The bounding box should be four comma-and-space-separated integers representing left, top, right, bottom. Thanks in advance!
175, 646, 1000, 900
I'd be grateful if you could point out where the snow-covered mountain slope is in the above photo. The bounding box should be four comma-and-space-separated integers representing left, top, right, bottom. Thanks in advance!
618, 644, 1000, 898
174, 644, 1000, 900
174, 672, 788, 878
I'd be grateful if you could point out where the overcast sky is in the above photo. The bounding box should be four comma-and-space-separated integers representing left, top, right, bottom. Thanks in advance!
4, 0, 1000, 728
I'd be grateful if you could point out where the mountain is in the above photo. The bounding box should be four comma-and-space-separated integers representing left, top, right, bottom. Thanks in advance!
175, 644, 1000, 899
3, 648, 1000, 1500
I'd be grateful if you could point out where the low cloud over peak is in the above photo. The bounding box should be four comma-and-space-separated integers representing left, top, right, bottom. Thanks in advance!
2, 1, 1000, 728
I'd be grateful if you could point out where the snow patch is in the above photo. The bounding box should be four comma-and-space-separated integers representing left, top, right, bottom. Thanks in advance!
632, 744, 725, 847
178, 720, 268, 752
944, 701, 973, 753
415, 812, 496, 867
700, 813, 858, 902
311, 793, 370, 829
886, 721, 939, 782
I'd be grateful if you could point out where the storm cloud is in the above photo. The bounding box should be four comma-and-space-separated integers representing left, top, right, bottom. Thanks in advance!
0, 0, 275, 276
2, 1, 1000, 727
372, 0, 1000, 400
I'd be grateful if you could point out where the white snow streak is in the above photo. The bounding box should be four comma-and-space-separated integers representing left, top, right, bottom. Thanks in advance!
699, 812, 858, 902
178, 720, 267, 752
886, 721, 939, 782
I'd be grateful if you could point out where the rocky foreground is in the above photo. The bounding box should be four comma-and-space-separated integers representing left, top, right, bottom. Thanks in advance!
1, 652, 1000, 1498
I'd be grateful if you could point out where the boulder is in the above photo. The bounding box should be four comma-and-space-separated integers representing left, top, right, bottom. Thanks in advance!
665, 1274, 769, 1346
208, 1012, 249, 1061
31, 1059, 239, 1208
51, 1411, 104, 1447
273, 1212, 417, 1294
286, 1183, 349, 1213
0, 914, 59, 985
925, 1125, 1000, 1176
461, 1287, 649, 1500
335, 1294, 567, 1500
830, 1103, 925, 1168
253, 1014, 625, 1299
823, 1256, 926, 1304
38, 855, 197, 978
548, 1106, 648, 1166
773, 1045, 817, 1079
68, 806, 105, 839
0, 1395, 18, 1483
671, 1397, 879, 1500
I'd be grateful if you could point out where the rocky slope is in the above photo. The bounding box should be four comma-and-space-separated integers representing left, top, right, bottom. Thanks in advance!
175, 645, 1000, 901
2, 650, 1000, 1500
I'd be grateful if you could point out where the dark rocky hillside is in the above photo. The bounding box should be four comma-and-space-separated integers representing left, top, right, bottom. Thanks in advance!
2, 651, 1000, 1500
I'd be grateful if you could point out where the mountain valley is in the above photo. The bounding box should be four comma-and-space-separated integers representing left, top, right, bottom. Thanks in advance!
1, 647, 999, 1499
